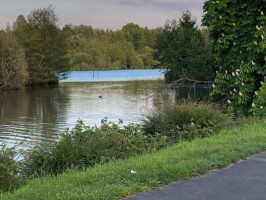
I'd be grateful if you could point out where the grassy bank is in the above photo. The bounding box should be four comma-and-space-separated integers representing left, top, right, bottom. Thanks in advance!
1, 121, 265, 200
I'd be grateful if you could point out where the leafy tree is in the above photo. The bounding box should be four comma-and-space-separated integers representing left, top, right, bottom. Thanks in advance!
154, 10, 215, 83
122, 23, 144, 50
13, 6, 69, 85
202, 0, 265, 116
0, 32, 28, 90
250, 78, 266, 117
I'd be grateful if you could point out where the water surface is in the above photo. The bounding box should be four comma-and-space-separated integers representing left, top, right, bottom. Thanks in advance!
0, 79, 171, 149
61, 69, 165, 82
0, 69, 210, 149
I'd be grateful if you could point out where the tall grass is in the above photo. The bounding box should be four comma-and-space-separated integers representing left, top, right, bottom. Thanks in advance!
142, 102, 229, 143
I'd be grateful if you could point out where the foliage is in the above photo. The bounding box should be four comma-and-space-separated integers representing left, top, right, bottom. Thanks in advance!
202, 0, 266, 116
153, 10, 216, 82
22, 102, 229, 178
250, 79, 266, 117
1, 7, 163, 87
1, 121, 265, 200
13, 6, 70, 85
22, 119, 165, 177
0, 145, 22, 192
142, 102, 229, 143
0, 32, 28, 90
62, 23, 161, 70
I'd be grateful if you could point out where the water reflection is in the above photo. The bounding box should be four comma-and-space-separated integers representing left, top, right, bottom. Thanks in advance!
59, 80, 167, 126
0, 81, 169, 149
0, 87, 70, 147
0, 80, 211, 149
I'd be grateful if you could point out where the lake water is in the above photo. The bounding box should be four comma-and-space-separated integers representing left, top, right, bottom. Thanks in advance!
0, 69, 171, 149
61, 69, 166, 82
0, 69, 211, 149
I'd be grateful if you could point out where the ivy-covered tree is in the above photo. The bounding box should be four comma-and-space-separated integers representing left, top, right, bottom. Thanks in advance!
202, 0, 265, 116
154, 10, 215, 83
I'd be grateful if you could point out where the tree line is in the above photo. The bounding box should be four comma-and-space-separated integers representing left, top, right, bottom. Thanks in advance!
0, 7, 216, 90
63, 23, 162, 71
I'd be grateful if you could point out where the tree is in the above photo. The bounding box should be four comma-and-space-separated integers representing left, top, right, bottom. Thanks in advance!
154, 10, 215, 83
0, 32, 28, 89
202, 0, 265, 116
13, 6, 69, 85
122, 23, 144, 50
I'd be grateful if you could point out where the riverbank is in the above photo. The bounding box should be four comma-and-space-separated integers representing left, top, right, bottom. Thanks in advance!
1, 120, 265, 200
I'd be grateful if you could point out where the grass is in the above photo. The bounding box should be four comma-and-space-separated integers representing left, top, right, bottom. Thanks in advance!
1, 121, 265, 200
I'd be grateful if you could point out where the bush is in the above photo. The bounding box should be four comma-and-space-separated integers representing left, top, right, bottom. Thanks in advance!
22, 119, 166, 177
142, 102, 229, 143
0, 145, 22, 192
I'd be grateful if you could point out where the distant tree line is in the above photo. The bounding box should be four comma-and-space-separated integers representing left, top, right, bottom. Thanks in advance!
62, 23, 162, 71
0, 6, 216, 90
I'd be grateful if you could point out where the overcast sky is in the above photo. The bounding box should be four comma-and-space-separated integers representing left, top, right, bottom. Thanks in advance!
0, 0, 206, 30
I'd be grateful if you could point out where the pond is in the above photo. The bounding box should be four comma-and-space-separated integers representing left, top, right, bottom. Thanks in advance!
0, 69, 211, 149
0, 69, 168, 149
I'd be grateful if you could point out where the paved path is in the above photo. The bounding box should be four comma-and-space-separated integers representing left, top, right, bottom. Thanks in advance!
125, 152, 266, 200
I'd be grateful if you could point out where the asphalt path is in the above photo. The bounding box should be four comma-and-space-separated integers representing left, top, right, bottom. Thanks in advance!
125, 152, 266, 200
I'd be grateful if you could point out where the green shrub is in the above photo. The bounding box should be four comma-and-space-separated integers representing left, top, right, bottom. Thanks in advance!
22, 119, 166, 177
142, 102, 229, 143
0, 145, 21, 192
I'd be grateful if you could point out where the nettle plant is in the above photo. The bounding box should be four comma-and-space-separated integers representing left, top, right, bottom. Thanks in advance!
202, 0, 265, 116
